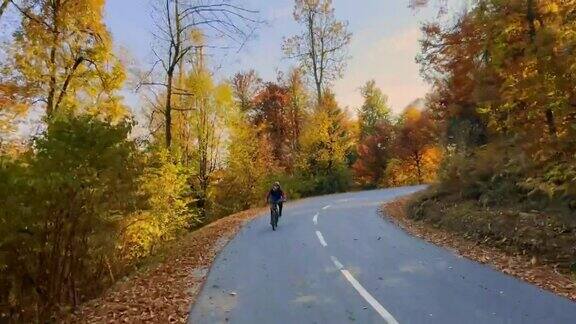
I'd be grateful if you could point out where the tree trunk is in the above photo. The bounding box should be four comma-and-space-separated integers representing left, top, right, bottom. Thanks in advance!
414, 151, 423, 184
46, 2, 61, 118
545, 108, 557, 138
315, 81, 322, 105
307, 11, 322, 104
526, 0, 536, 42
165, 72, 173, 148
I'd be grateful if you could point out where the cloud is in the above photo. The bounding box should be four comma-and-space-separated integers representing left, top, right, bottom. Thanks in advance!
333, 26, 429, 114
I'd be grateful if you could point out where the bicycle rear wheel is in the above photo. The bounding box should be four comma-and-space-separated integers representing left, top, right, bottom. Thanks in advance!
271, 205, 279, 230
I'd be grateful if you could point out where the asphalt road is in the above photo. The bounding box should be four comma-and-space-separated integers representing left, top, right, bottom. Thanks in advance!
189, 186, 576, 324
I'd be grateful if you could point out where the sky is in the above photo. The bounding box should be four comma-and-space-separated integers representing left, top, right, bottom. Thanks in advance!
103, 0, 445, 115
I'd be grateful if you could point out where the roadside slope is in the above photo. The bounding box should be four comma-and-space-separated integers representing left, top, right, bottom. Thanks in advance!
64, 208, 264, 323
382, 195, 576, 301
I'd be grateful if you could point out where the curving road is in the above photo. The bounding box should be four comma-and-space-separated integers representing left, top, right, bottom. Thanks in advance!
189, 187, 576, 324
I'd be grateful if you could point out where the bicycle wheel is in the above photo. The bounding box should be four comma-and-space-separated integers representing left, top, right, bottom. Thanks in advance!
270, 207, 276, 230
273, 208, 279, 228
271, 205, 279, 230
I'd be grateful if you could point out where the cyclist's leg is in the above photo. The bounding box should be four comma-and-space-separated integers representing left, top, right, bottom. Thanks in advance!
279, 202, 283, 217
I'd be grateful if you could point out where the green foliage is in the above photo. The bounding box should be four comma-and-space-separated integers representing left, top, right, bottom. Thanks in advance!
0, 115, 141, 320
358, 80, 391, 138
0, 115, 193, 321
296, 93, 353, 195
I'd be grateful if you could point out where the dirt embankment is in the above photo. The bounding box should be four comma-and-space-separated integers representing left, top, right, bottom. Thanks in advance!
381, 196, 576, 301
62, 208, 265, 323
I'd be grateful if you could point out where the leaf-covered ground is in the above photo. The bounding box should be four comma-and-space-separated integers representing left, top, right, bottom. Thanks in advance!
381, 197, 576, 302
63, 208, 265, 323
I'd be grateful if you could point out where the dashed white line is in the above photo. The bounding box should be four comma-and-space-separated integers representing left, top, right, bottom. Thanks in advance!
330, 256, 399, 324
315, 231, 327, 247
330, 256, 343, 270
313, 203, 397, 323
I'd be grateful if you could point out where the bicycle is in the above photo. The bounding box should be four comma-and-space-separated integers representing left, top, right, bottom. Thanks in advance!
270, 200, 281, 231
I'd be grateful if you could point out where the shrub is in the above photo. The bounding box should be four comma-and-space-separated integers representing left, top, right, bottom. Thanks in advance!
0, 115, 142, 321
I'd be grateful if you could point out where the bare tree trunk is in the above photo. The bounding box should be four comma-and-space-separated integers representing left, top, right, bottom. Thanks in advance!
165, 72, 173, 148
306, 10, 322, 104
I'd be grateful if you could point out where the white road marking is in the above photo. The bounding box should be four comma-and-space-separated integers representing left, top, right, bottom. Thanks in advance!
315, 231, 327, 247
322, 205, 331, 210
313, 213, 319, 225
330, 256, 344, 270
336, 198, 352, 203
330, 256, 399, 324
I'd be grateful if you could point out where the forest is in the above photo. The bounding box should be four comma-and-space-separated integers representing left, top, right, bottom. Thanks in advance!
408, 0, 576, 281
1, 0, 575, 322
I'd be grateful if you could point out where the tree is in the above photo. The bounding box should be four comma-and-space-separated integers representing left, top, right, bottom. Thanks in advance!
181, 67, 233, 221
141, 0, 259, 148
353, 121, 395, 187
0, 82, 29, 136
283, 0, 351, 103
214, 109, 278, 216
284, 68, 309, 157
251, 82, 291, 167
298, 91, 352, 193
0, 0, 41, 22
358, 80, 391, 138
395, 107, 438, 183
1, 0, 126, 120
0, 115, 142, 321
231, 69, 262, 113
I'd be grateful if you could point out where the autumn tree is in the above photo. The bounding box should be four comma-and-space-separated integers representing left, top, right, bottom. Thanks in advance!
395, 107, 438, 184
0, 115, 143, 321
418, 0, 576, 199
284, 68, 309, 154
353, 121, 395, 187
214, 108, 278, 216
358, 80, 391, 138
283, 0, 351, 103
0, 82, 29, 137
1, 0, 126, 121
231, 69, 262, 113
298, 91, 352, 193
352, 81, 394, 186
251, 82, 292, 167
141, 0, 259, 148
180, 67, 233, 221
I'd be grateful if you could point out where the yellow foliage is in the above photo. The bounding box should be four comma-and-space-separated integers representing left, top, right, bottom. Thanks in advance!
4, 0, 126, 120
383, 145, 443, 186
403, 106, 422, 124
121, 149, 193, 260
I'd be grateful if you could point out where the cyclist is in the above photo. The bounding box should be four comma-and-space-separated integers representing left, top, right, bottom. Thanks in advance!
266, 181, 286, 217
